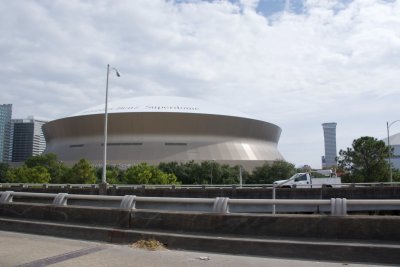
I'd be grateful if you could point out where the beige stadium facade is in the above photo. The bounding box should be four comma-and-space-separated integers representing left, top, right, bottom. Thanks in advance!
43, 96, 284, 170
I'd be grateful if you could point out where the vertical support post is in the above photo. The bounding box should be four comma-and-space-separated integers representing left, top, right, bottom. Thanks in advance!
53, 193, 68, 206
330, 198, 335, 216
272, 185, 276, 214
120, 195, 136, 209
387, 121, 392, 183
210, 163, 213, 185
330, 198, 347, 216
212, 197, 229, 214
239, 166, 243, 188
99, 183, 108, 195
0, 191, 13, 203
341, 198, 347, 216
102, 64, 110, 186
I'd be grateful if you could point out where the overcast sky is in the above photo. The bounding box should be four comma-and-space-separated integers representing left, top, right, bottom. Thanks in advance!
1, 0, 400, 168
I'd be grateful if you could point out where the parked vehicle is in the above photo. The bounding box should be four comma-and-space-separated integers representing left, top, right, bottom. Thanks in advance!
273, 172, 341, 188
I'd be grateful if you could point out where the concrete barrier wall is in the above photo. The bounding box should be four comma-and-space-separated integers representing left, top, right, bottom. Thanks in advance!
1, 202, 400, 242
130, 210, 400, 241
0, 203, 130, 228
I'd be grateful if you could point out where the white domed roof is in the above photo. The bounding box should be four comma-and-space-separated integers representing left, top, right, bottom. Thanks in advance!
70, 96, 254, 119
384, 132, 400, 146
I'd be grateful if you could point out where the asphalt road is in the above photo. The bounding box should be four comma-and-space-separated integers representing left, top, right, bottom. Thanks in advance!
0, 230, 391, 267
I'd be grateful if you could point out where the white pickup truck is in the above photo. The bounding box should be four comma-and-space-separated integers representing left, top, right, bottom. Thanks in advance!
273, 172, 341, 188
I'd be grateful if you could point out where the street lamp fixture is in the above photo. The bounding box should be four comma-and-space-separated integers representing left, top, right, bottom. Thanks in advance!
387, 120, 400, 183
101, 64, 120, 187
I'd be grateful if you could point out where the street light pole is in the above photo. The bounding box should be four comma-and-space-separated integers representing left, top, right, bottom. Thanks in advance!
387, 120, 400, 183
101, 64, 120, 189
239, 165, 243, 188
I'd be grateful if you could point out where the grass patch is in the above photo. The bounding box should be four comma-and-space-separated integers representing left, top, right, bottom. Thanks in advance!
131, 238, 166, 251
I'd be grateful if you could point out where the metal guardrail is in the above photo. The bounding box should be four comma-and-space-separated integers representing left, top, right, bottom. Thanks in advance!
0, 183, 274, 189
1, 191, 400, 216
1, 182, 400, 190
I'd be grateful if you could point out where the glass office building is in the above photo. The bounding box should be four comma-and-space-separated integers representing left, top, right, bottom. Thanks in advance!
0, 104, 12, 163
321, 122, 338, 168
11, 117, 47, 162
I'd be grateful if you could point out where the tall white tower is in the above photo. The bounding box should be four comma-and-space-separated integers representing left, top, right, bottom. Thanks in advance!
322, 122, 337, 168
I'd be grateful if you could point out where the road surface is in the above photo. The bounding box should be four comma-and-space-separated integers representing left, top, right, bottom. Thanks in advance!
0, 230, 390, 267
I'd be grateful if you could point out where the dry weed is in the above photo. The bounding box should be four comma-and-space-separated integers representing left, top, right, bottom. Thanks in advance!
131, 239, 166, 251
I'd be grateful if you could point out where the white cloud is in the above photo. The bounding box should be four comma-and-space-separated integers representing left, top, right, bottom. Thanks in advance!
1, 0, 399, 168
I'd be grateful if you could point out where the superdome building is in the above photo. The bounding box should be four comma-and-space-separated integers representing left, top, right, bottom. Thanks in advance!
43, 96, 283, 170
384, 132, 400, 170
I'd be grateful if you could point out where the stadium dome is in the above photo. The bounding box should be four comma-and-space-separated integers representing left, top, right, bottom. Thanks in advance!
43, 96, 284, 170
384, 132, 400, 170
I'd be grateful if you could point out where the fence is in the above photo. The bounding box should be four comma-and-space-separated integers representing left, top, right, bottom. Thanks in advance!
2, 191, 400, 216
1, 182, 400, 190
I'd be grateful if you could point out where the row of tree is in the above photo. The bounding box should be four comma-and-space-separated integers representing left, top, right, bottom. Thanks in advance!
0, 136, 398, 184
0, 153, 296, 184
158, 160, 296, 185
0, 156, 97, 184
0, 155, 179, 185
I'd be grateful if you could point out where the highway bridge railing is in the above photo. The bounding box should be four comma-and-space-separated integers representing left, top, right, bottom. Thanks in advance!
1, 182, 400, 190
1, 191, 400, 216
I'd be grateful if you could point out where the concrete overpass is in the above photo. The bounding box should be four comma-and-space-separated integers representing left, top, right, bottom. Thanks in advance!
2, 183, 400, 200
1, 191, 400, 265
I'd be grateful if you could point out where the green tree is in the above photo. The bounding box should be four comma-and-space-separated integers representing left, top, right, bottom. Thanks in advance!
124, 163, 177, 184
0, 163, 11, 183
200, 161, 222, 184
249, 160, 296, 184
218, 164, 243, 184
28, 166, 52, 183
25, 153, 69, 183
159, 161, 200, 184
67, 159, 97, 184
270, 160, 296, 180
8, 165, 51, 183
180, 161, 202, 184
158, 161, 244, 185
393, 169, 400, 182
158, 162, 180, 175
158, 162, 186, 182
199, 161, 247, 185
337, 136, 391, 183
95, 165, 126, 184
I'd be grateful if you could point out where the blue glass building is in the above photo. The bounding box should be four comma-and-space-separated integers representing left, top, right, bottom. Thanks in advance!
322, 122, 337, 168
0, 104, 12, 163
